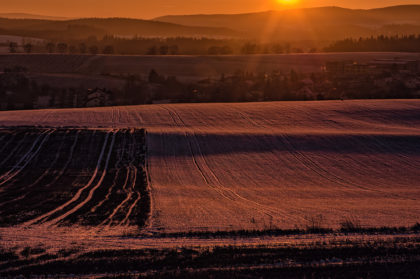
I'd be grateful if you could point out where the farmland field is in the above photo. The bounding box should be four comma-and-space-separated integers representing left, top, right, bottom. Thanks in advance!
0, 128, 148, 227
1, 100, 420, 276
0, 100, 419, 231
1, 53, 420, 82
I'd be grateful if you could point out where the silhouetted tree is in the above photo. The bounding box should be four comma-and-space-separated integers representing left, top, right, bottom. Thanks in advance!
208, 46, 219, 55
271, 44, 284, 54
79, 43, 87, 54
46, 42, 55, 53
103, 45, 114, 54
9, 42, 18, 53
124, 75, 148, 104
325, 34, 420, 52
284, 43, 291, 53
57, 43, 68, 53
148, 69, 164, 83
147, 45, 157, 55
241, 43, 258, 54
89, 45, 99, 55
169, 45, 179, 55
69, 45, 78, 53
220, 45, 233, 55
292, 47, 303, 53
159, 45, 169, 55
208, 45, 233, 55
23, 43, 32, 53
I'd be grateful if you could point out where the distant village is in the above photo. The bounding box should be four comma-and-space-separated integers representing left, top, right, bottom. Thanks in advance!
1, 58, 419, 110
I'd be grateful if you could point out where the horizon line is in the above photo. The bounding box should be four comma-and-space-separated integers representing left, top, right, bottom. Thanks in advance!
1, 4, 420, 21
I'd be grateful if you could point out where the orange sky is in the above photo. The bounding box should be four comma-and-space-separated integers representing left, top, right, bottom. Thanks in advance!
2, 0, 420, 19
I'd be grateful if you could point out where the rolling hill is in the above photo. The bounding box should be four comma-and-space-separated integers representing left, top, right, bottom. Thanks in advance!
0, 13, 69, 20
0, 100, 419, 232
155, 5, 420, 41
2, 5, 420, 42
0, 17, 240, 40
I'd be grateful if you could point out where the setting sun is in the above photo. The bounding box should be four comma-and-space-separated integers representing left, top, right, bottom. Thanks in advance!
276, 0, 300, 5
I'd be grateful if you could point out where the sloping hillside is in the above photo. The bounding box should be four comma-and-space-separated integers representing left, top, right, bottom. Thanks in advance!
0, 100, 419, 232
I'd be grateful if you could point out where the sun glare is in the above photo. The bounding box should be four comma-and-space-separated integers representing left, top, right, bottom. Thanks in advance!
276, 0, 300, 5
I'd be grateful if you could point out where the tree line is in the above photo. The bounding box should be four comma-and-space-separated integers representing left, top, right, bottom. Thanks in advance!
7, 36, 311, 55
2, 61, 419, 110
325, 34, 420, 52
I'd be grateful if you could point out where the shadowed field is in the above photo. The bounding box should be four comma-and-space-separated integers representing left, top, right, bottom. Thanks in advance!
0, 128, 148, 227
2, 237, 420, 277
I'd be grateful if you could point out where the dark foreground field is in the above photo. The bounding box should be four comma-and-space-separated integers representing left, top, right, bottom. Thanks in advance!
0, 127, 148, 227
2, 233, 420, 277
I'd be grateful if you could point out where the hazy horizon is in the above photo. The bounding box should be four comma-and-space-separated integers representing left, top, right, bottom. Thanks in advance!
2, 0, 420, 19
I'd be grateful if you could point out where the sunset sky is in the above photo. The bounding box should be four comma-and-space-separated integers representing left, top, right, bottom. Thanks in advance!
2, 0, 420, 19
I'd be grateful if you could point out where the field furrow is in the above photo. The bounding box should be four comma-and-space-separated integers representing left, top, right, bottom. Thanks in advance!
0, 128, 146, 228
0, 100, 418, 231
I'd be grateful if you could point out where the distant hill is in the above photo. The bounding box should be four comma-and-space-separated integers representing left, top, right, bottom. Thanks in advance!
155, 5, 420, 41
1, 6, 420, 43
0, 13, 69, 20
0, 17, 240, 40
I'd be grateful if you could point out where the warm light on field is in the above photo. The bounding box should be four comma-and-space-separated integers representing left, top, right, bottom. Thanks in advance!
276, 0, 300, 5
